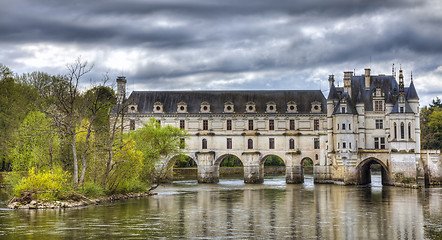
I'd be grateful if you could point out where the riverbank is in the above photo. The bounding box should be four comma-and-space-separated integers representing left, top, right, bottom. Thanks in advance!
7, 191, 156, 209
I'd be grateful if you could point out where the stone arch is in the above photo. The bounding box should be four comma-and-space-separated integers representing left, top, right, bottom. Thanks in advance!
214, 153, 244, 167
172, 154, 198, 168
356, 157, 392, 186
260, 154, 286, 177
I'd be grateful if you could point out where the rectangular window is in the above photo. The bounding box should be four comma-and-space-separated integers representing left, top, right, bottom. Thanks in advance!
290, 120, 295, 130
342, 107, 346, 113
380, 137, 385, 149
180, 120, 185, 129
227, 120, 232, 130
374, 137, 379, 149
343, 142, 346, 149
342, 123, 346, 130
227, 138, 232, 149
349, 142, 352, 149
375, 119, 383, 129
248, 120, 254, 130
314, 138, 320, 149
375, 100, 383, 111
400, 107, 404, 113
269, 138, 275, 149
289, 139, 295, 150
408, 124, 411, 139
314, 120, 319, 130
349, 124, 351, 130
203, 120, 208, 130
337, 124, 339, 130
130, 119, 135, 130
269, 120, 274, 130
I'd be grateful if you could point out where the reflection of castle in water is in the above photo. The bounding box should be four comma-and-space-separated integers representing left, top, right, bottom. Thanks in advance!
117, 67, 441, 186
144, 178, 432, 239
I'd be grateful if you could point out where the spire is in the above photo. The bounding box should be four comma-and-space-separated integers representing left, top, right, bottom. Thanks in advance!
406, 74, 419, 100
398, 68, 405, 96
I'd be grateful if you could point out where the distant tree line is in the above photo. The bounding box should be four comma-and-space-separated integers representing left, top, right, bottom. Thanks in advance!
0, 61, 187, 201
420, 98, 442, 150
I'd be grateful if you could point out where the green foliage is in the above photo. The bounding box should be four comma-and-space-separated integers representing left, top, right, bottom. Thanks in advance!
130, 118, 187, 183
421, 98, 442, 150
10, 111, 60, 173
13, 167, 69, 200
220, 156, 243, 167
78, 182, 105, 198
264, 156, 285, 166
174, 156, 197, 168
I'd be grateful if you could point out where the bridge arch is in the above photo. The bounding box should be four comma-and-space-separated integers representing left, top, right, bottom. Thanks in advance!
215, 153, 244, 167
357, 157, 392, 186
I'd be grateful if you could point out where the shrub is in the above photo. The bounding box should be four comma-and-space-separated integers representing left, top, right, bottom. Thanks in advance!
79, 182, 105, 198
13, 167, 69, 200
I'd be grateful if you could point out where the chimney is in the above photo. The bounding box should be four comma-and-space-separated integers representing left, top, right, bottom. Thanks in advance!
343, 71, 353, 96
116, 76, 127, 104
328, 75, 335, 88
365, 68, 371, 89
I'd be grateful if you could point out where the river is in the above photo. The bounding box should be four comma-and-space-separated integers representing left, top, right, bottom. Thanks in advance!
0, 174, 441, 239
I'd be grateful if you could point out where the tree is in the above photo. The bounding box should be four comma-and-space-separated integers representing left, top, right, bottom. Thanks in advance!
421, 97, 442, 150
130, 118, 187, 190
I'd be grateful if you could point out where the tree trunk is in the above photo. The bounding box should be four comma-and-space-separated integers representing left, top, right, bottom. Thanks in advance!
72, 135, 78, 187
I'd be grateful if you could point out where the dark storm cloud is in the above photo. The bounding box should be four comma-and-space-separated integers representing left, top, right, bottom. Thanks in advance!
1, 0, 441, 105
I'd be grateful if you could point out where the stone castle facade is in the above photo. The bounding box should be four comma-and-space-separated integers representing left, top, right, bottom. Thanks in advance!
117, 67, 441, 186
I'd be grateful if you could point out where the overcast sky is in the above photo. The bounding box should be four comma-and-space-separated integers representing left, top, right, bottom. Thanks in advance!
1, 0, 442, 106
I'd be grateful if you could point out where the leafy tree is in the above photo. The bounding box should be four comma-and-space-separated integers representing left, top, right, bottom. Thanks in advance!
421, 97, 442, 150
130, 118, 187, 190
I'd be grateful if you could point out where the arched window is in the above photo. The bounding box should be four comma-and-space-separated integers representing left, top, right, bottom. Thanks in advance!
202, 139, 207, 149
408, 123, 411, 139
400, 122, 405, 139
289, 139, 295, 150
248, 139, 253, 149
394, 123, 397, 139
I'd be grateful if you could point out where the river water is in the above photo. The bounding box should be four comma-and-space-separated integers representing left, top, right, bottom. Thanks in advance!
0, 174, 441, 239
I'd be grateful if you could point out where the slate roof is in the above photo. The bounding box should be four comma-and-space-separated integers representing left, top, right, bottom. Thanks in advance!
126, 90, 326, 114
406, 81, 419, 100
391, 97, 414, 113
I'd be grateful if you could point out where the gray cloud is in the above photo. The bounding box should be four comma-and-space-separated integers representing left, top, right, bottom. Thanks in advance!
0, 0, 441, 105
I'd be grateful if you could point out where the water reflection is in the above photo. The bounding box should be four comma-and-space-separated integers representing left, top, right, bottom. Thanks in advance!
0, 174, 441, 239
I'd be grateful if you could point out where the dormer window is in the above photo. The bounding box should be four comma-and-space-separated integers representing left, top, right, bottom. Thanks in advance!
200, 101, 210, 113
311, 101, 322, 113
224, 101, 234, 113
153, 102, 163, 113
128, 101, 138, 113
266, 101, 277, 113
177, 101, 187, 113
341, 107, 346, 114
374, 100, 384, 111
246, 101, 256, 113
287, 101, 297, 113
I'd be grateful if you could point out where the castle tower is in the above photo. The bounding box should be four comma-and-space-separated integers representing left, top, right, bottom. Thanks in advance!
116, 76, 127, 104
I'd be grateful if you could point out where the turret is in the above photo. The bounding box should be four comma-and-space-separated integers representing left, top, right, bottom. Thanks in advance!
116, 76, 127, 104
328, 75, 335, 89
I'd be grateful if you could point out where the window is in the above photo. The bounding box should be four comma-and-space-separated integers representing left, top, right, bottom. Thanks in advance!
290, 120, 295, 130
130, 119, 135, 130
376, 120, 383, 129
202, 139, 207, 149
315, 154, 318, 161
314, 138, 320, 149
227, 120, 232, 130
203, 120, 208, 130
342, 142, 346, 149
180, 138, 185, 149
337, 124, 339, 130
401, 122, 405, 139
289, 139, 295, 150
342, 123, 346, 130
269, 120, 274, 130
394, 123, 397, 139
408, 123, 411, 139
337, 142, 340, 149
227, 138, 232, 149
400, 107, 404, 113
380, 137, 385, 149
342, 107, 346, 113
269, 138, 275, 149
349, 124, 351, 130
375, 100, 383, 111
248, 139, 253, 149
314, 120, 319, 130
349, 142, 352, 149
180, 120, 185, 129
248, 120, 254, 130
374, 137, 386, 149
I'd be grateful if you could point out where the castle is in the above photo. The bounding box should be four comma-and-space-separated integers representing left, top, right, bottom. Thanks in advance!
117, 67, 441, 186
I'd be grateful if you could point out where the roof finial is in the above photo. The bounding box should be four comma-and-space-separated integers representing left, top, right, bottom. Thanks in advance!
411, 71, 413, 82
